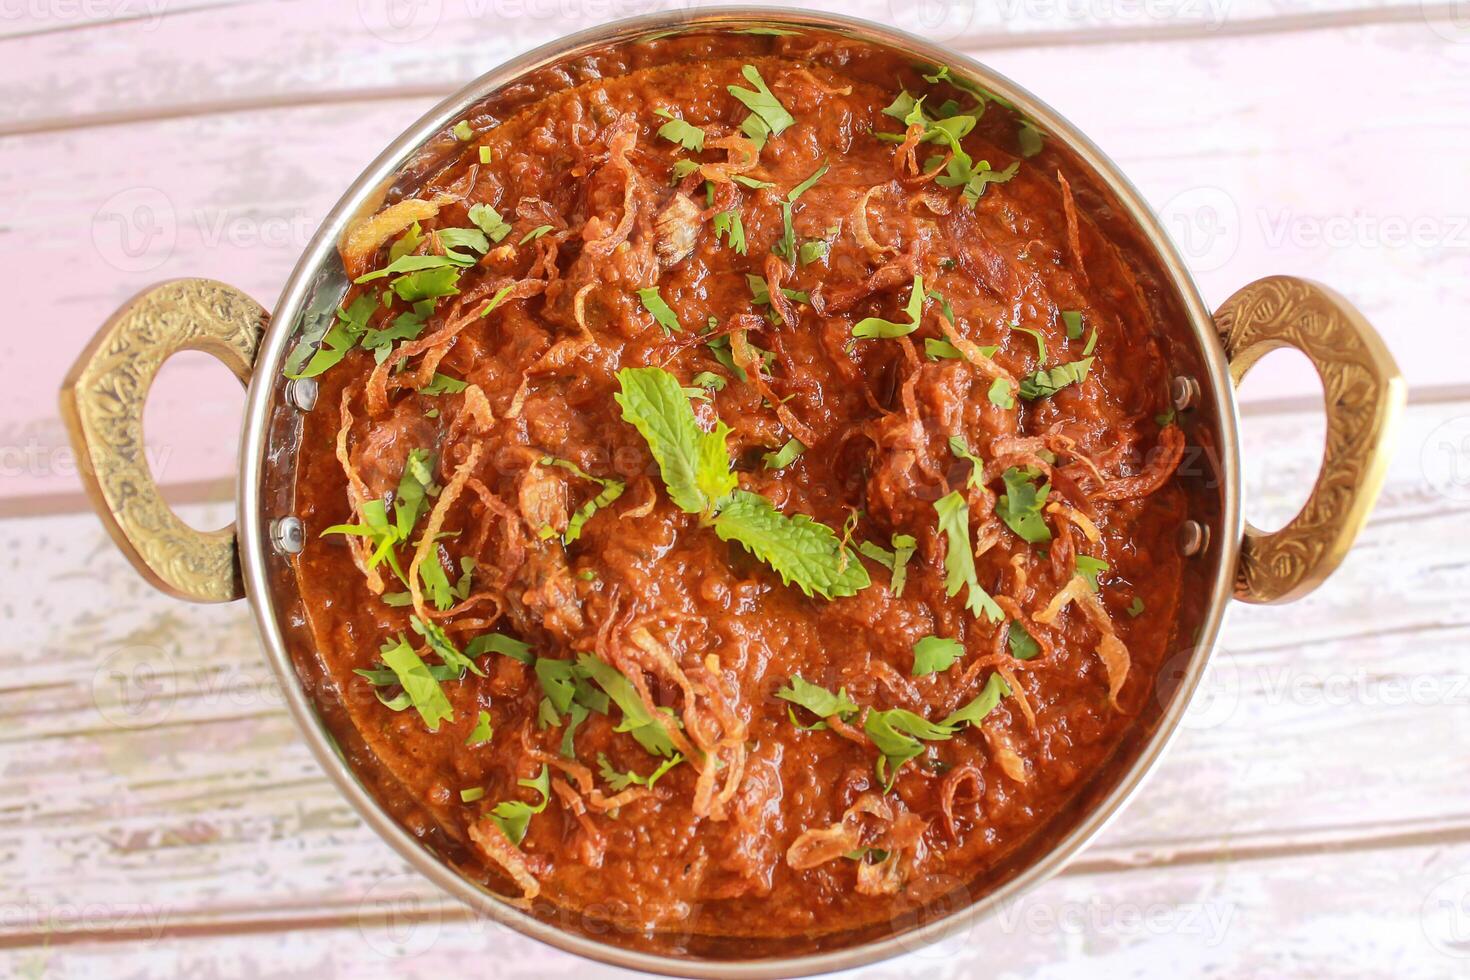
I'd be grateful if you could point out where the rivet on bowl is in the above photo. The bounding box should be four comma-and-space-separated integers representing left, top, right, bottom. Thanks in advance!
1170, 375, 1200, 412
285, 377, 319, 412
270, 516, 306, 555
1178, 520, 1210, 557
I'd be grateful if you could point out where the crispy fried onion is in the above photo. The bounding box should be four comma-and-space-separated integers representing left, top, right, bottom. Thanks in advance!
1058, 171, 1088, 286
938, 314, 1018, 398
408, 442, 484, 620
698, 135, 759, 184
939, 764, 984, 841
1090, 424, 1186, 502
789, 66, 853, 96
334, 389, 385, 594
850, 184, 895, 254
467, 818, 540, 905
786, 793, 890, 870
582, 114, 643, 259
730, 321, 819, 447
340, 192, 457, 279
522, 737, 650, 813
985, 726, 1031, 784
1046, 500, 1100, 543
551, 776, 607, 868
785, 794, 929, 896
367, 273, 551, 418
625, 626, 748, 821
1036, 574, 1131, 709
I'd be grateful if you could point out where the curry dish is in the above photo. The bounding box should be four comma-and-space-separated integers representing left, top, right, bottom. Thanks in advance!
286, 32, 1187, 948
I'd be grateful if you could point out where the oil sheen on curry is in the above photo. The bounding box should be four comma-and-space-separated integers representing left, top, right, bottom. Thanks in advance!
287, 32, 1188, 946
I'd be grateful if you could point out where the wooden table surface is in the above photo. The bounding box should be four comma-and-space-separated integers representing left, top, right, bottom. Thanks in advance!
3, 1, 1468, 976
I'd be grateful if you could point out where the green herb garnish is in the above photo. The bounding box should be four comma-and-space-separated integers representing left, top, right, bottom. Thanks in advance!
852, 274, 925, 339
935, 491, 1003, 621
728, 64, 794, 149
996, 466, 1052, 544
654, 107, 705, 152
913, 635, 964, 676
762, 438, 805, 470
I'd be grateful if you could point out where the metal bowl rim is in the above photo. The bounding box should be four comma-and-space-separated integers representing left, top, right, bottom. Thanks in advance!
237, 8, 1243, 977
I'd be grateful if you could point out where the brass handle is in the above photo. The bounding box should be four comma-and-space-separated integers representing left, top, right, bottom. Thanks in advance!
60, 279, 268, 603
1214, 276, 1405, 604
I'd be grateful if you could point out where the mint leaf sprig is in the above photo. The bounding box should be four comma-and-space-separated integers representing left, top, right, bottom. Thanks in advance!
613, 366, 868, 599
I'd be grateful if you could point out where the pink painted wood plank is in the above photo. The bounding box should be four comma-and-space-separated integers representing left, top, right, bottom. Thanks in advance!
8, 21, 1466, 503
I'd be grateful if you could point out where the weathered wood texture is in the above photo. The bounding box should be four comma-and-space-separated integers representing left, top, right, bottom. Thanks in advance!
4, 8, 1466, 501
4, 0, 1468, 975
3, 395, 1467, 975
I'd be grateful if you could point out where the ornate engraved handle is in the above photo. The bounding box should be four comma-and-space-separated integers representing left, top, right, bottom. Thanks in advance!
60, 279, 268, 603
1214, 276, 1405, 604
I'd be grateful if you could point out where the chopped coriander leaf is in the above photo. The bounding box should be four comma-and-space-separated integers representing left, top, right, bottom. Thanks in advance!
890, 533, 917, 596
1012, 323, 1047, 361
559, 702, 590, 758
411, 614, 482, 676
466, 203, 512, 243
354, 253, 464, 284
487, 764, 550, 845
948, 436, 984, 489
477, 282, 515, 318
1076, 555, 1108, 591
732, 174, 775, 190
654, 107, 705, 152
1127, 596, 1146, 618
452, 120, 473, 141
865, 708, 956, 788
437, 226, 490, 256
798, 239, 829, 265
465, 709, 494, 747
728, 64, 794, 149
776, 675, 858, 729
1083, 328, 1099, 356
614, 366, 737, 516
361, 301, 433, 362
1156, 407, 1178, 427
478, 146, 492, 164
535, 658, 580, 717
575, 652, 681, 757
388, 222, 423, 262
925, 338, 963, 360
935, 491, 1003, 622
460, 786, 485, 802
852, 274, 926, 339
996, 466, 1052, 544
286, 293, 378, 379
598, 752, 684, 791
671, 158, 701, 181
773, 159, 828, 262
1007, 622, 1041, 660
519, 224, 553, 244
465, 632, 534, 665
391, 266, 461, 303
712, 491, 870, 600
762, 438, 805, 470
1061, 309, 1084, 340
376, 636, 454, 731
1018, 120, 1044, 157
1018, 355, 1094, 400
637, 286, 683, 334
710, 194, 747, 254
913, 635, 964, 676
690, 371, 727, 393
394, 448, 438, 537
943, 673, 1012, 728
419, 372, 467, 396
538, 456, 627, 544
